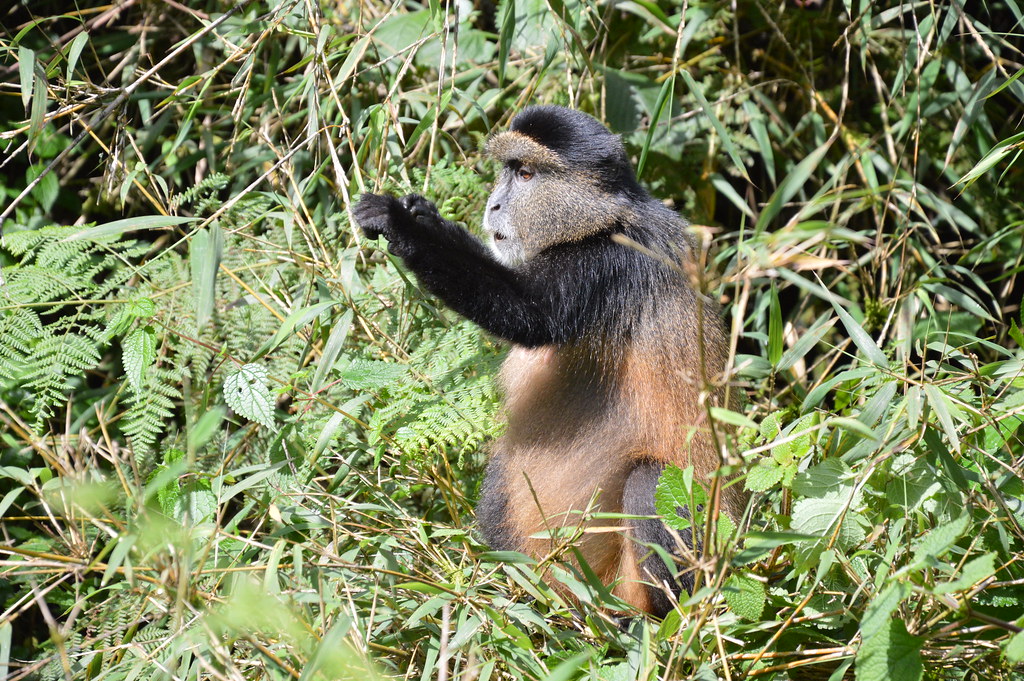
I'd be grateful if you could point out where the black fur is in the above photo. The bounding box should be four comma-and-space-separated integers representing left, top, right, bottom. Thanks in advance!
475, 454, 516, 550
352, 195, 686, 349
509, 106, 645, 195
622, 460, 693, 617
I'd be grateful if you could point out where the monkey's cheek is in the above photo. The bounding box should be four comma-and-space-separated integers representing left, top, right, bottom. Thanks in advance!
488, 236, 526, 267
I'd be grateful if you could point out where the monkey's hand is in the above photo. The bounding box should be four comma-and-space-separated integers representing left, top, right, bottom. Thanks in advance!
353, 193, 444, 248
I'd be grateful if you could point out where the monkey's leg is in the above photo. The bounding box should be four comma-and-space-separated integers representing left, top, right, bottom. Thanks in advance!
618, 460, 694, 616
476, 455, 519, 551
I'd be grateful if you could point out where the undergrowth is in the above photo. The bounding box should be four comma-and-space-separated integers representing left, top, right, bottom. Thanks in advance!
1, 1, 1023, 680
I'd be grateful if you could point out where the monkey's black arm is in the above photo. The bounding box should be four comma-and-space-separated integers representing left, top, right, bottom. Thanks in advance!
355, 193, 599, 346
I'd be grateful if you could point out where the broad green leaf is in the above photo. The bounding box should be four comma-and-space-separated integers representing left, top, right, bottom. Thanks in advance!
224, 363, 276, 430
855, 618, 922, 681
254, 300, 340, 360
760, 411, 782, 440
828, 297, 888, 367
122, 325, 157, 393
655, 465, 705, 532
791, 459, 849, 499
178, 479, 216, 524
1005, 630, 1024, 664
934, 553, 997, 595
791, 497, 866, 549
190, 225, 223, 328
860, 581, 911, 638
723, 573, 765, 620
26, 163, 59, 212
65, 32, 89, 82
65, 215, 197, 241
680, 70, 751, 183
745, 460, 784, 492
768, 282, 783, 365
755, 140, 831, 233
906, 514, 969, 572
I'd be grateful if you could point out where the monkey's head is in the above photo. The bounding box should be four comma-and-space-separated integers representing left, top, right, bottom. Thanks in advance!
484, 106, 646, 265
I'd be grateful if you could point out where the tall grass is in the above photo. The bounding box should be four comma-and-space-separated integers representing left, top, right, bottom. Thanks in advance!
1, 1, 1023, 679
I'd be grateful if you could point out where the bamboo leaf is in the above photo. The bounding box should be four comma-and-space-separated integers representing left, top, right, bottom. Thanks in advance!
680, 69, 751, 183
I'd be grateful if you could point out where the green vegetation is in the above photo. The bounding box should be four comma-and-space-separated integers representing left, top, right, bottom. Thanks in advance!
2, 1, 1023, 679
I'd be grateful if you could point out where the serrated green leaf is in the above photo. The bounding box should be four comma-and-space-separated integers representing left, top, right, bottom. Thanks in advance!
177, 478, 217, 524
723, 573, 765, 620
745, 460, 784, 492
655, 465, 706, 531
128, 297, 156, 318
861, 581, 912, 638
791, 459, 849, 499
122, 325, 157, 393
855, 618, 922, 681
224, 363, 276, 430
1005, 630, 1024, 664
791, 497, 866, 549
340, 357, 409, 390
760, 411, 781, 440
906, 514, 969, 572
934, 553, 997, 595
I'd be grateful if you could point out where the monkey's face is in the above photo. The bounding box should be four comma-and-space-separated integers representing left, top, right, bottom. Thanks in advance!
484, 146, 632, 264
484, 106, 646, 264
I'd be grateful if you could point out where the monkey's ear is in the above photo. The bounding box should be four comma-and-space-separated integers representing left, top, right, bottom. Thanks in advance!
353, 193, 406, 240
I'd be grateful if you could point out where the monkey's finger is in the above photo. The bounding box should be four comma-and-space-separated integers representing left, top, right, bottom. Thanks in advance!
400, 194, 442, 226
353, 193, 401, 239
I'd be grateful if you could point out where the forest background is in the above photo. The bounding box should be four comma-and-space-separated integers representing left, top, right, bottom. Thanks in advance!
2, 1, 1024, 679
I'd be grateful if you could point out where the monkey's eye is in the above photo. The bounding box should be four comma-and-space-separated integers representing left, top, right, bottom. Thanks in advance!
516, 165, 535, 181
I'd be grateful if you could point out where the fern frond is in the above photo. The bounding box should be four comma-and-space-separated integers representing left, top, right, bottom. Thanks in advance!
367, 320, 503, 463
0, 308, 43, 380
122, 364, 183, 460
23, 333, 103, 428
